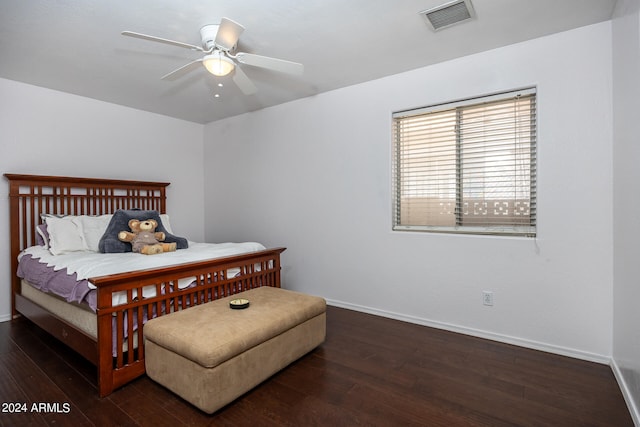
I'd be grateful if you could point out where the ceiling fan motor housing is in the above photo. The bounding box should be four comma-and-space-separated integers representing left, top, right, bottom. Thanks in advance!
200, 24, 222, 51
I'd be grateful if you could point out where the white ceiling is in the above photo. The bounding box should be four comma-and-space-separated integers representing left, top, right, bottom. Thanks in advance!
0, 0, 617, 124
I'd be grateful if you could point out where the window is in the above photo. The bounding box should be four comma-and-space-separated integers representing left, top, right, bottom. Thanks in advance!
392, 88, 537, 237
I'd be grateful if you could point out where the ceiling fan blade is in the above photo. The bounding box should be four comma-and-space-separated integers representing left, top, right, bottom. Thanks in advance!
215, 18, 245, 51
122, 31, 204, 52
235, 52, 304, 75
232, 66, 257, 95
161, 59, 203, 81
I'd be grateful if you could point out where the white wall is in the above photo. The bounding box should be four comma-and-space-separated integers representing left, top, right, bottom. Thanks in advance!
0, 78, 205, 321
612, 0, 640, 422
204, 22, 614, 361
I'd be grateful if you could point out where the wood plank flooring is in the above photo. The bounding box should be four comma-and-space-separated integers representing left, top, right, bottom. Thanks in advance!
0, 306, 633, 426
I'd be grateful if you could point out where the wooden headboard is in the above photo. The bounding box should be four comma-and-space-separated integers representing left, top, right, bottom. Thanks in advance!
4, 174, 170, 316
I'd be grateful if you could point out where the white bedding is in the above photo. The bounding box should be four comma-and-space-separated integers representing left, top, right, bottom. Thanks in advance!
19, 241, 267, 306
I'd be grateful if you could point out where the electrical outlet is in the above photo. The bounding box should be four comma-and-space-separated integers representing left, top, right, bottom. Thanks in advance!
482, 291, 494, 306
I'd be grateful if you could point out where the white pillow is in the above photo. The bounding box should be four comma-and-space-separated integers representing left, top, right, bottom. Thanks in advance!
42, 214, 114, 254
72, 214, 113, 252
44, 216, 86, 255
160, 214, 173, 234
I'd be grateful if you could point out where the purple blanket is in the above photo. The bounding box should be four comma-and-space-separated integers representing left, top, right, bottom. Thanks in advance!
17, 254, 97, 311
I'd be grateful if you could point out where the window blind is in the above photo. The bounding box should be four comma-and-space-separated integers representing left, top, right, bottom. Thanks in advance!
392, 88, 537, 236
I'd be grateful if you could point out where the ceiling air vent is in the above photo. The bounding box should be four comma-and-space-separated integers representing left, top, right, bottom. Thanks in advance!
420, 0, 476, 31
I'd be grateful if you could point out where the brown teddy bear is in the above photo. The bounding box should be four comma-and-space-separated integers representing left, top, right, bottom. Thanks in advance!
118, 219, 177, 255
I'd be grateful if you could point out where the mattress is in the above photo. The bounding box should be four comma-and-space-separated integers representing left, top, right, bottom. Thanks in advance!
20, 280, 140, 353
21, 279, 97, 338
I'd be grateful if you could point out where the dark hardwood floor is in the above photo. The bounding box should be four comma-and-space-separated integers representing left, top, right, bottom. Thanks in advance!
0, 306, 633, 426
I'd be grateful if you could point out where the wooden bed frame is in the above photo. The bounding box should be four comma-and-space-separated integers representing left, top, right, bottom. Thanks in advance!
5, 174, 285, 397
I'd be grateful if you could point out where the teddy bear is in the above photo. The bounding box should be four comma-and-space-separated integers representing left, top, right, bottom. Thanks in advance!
118, 219, 177, 255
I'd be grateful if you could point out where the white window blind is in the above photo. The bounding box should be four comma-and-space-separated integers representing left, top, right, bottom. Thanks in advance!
392, 88, 537, 236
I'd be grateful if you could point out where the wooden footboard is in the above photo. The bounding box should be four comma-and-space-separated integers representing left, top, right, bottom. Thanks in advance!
4, 173, 285, 397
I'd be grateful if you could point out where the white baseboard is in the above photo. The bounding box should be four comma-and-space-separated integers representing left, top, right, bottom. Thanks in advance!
326, 298, 610, 365
611, 358, 640, 427
0, 314, 12, 323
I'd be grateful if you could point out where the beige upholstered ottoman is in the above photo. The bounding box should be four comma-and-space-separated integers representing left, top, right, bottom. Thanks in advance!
143, 286, 326, 414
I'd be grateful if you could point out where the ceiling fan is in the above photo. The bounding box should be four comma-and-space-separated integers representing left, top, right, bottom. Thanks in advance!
122, 18, 304, 95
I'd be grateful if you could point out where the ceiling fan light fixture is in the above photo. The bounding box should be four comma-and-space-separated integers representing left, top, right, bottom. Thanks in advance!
203, 52, 235, 76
